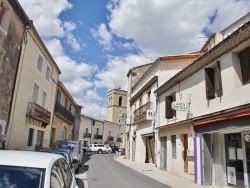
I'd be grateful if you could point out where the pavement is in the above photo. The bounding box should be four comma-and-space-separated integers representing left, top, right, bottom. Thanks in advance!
114, 155, 221, 188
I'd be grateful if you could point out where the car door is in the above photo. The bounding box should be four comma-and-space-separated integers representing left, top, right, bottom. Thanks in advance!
58, 158, 78, 188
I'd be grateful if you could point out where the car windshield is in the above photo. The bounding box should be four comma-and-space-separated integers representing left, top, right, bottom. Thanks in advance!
60, 141, 77, 152
0, 165, 45, 188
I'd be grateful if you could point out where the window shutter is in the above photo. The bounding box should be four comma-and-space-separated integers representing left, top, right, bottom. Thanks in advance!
165, 96, 174, 119
238, 47, 250, 84
205, 68, 215, 99
216, 61, 223, 97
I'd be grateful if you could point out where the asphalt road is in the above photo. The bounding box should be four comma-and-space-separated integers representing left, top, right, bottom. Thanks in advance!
78, 153, 169, 188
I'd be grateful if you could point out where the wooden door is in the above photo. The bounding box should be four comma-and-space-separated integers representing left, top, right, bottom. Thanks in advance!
184, 134, 188, 173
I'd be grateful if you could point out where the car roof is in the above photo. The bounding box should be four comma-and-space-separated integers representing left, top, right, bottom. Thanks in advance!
0, 150, 64, 168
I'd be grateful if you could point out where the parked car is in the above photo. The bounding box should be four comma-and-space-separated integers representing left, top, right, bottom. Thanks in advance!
106, 146, 112, 154
110, 146, 119, 153
82, 144, 107, 154
38, 148, 78, 173
0, 150, 78, 188
52, 140, 83, 167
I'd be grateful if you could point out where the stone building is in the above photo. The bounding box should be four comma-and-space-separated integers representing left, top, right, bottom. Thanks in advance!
0, 0, 31, 149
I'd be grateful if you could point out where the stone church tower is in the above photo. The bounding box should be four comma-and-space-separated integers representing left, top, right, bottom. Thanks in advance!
106, 88, 127, 125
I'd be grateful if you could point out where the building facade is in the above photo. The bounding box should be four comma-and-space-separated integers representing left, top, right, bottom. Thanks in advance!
154, 14, 250, 187
51, 81, 82, 144
6, 22, 61, 150
0, 0, 31, 149
127, 54, 201, 164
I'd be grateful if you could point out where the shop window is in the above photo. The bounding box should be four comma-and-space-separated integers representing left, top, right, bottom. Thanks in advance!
165, 95, 176, 119
238, 47, 250, 84
204, 61, 223, 100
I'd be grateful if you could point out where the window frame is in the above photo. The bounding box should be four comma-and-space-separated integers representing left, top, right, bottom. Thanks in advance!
238, 47, 250, 84
36, 54, 43, 73
165, 95, 176, 119
45, 65, 51, 82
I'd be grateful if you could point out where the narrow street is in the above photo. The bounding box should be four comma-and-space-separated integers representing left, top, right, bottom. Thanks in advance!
76, 153, 169, 188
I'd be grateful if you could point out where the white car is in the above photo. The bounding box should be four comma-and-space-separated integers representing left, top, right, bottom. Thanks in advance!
106, 146, 112, 154
0, 150, 79, 188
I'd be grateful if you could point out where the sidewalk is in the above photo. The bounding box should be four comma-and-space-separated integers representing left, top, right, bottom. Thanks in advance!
114, 155, 220, 188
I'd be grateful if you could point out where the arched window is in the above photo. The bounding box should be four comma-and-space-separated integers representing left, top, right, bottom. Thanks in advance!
61, 127, 67, 140
119, 96, 123, 106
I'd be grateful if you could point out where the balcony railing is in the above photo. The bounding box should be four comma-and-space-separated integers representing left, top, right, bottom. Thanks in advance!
26, 102, 51, 127
83, 133, 91, 138
54, 102, 74, 124
107, 136, 114, 141
117, 137, 122, 142
94, 134, 103, 139
134, 102, 152, 121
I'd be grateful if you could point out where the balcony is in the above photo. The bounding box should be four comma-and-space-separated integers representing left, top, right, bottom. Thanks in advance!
94, 134, 103, 139
83, 133, 91, 138
54, 102, 74, 124
26, 102, 51, 128
134, 102, 152, 122
117, 137, 122, 142
107, 136, 114, 141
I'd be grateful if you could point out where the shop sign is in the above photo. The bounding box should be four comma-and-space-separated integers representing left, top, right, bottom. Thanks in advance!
146, 110, 154, 120
227, 167, 236, 185
171, 102, 189, 111
187, 149, 194, 156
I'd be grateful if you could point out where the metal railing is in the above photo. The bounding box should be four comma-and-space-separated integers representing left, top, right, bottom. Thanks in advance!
83, 133, 91, 138
117, 137, 122, 142
107, 136, 114, 141
54, 102, 74, 124
94, 134, 103, 139
133, 102, 152, 121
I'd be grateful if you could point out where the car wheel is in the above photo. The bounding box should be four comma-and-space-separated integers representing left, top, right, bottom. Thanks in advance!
98, 150, 102, 154
108, 150, 111, 154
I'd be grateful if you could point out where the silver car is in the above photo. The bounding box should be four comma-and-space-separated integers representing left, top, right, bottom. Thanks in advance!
52, 140, 83, 167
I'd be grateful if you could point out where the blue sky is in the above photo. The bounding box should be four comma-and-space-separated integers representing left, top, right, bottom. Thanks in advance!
19, 0, 250, 119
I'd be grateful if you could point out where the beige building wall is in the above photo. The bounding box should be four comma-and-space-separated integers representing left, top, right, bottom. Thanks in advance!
6, 26, 60, 150
103, 120, 122, 147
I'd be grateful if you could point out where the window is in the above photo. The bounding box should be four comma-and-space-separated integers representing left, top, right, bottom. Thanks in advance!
61, 127, 67, 140
35, 130, 44, 150
96, 128, 99, 135
51, 161, 65, 188
171, 135, 177, 159
69, 103, 72, 112
27, 128, 34, 147
119, 96, 123, 106
42, 91, 47, 108
238, 47, 250, 84
204, 61, 223, 99
85, 128, 88, 134
109, 131, 111, 136
65, 98, 69, 110
56, 90, 61, 103
37, 54, 43, 73
147, 90, 151, 102
92, 120, 95, 126
165, 95, 176, 119
45, 65, 51, 81
32, 83, 39, 103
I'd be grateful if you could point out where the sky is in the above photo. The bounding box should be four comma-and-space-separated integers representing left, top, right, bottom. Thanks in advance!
18, 0, 250, 119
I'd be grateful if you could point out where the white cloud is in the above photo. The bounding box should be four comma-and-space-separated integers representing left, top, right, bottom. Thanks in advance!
91, 23, 113, 51
107, 0, 250, 57
94, 54, 153, 90
19, 0, 72, 37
